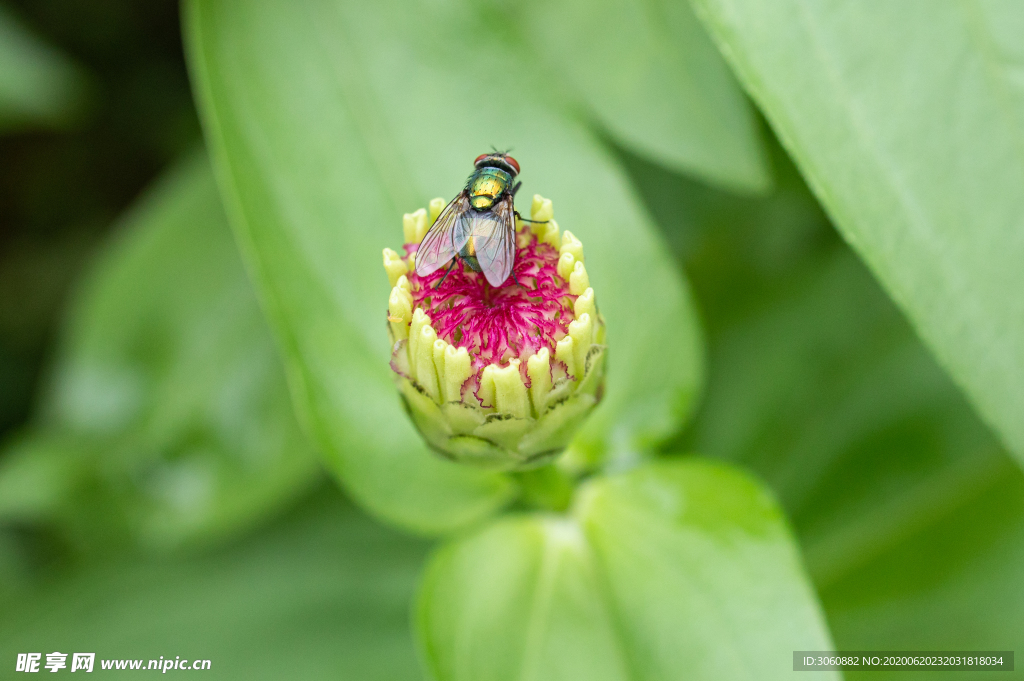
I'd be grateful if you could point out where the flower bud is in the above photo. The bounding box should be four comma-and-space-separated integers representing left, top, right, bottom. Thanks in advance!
383, 195, 606, 470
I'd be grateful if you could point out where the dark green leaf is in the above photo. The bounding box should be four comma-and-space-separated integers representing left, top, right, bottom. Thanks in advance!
416, 459, 836, 681
820, 465, 1024, 676
184, 0, 704, 532
691, 0, 1024, 464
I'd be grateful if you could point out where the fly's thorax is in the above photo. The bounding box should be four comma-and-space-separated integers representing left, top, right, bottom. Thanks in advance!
468, 166, 511, 211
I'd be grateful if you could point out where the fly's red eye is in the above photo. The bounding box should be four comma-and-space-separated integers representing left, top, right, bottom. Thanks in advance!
505, 155, 520, 174
474, 153, 489, 166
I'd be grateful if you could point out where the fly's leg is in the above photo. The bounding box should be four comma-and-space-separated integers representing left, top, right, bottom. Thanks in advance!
511, 181, 522, 198
515, 210, 549, 225
435, 259, 457, 290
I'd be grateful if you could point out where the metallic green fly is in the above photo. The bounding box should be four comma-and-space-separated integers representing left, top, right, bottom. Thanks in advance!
414, 152, 526, 287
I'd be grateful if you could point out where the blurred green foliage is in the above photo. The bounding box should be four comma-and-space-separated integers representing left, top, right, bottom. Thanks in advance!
2, 488, 429, 680
0, 153, 321, 556
515, 0, 769, 193
626, 142, 1024, 675
1, 0, 1023, 679
0, 0, 199, 437
0, 3, 88, 132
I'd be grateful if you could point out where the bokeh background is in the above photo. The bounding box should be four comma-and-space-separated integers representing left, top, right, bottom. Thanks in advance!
2, 0, 1022, 678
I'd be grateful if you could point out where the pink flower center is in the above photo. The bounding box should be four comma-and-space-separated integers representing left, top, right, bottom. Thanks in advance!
405, 230, 576, 378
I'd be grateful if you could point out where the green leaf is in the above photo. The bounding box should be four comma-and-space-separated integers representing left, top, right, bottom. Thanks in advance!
635, 141, 1024, 670
0, 3, 88, 132
690, 0, 1024, 465
518, 0, 769, 193
0, 490, 429, 680
184, 0, 703, 531
416, 459, 836, 681
0, 152, 320, 550
698, 250, 1024, 666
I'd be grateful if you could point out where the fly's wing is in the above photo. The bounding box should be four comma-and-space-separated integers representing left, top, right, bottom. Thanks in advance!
471, 194, 516, 286
415, 192, 472, 277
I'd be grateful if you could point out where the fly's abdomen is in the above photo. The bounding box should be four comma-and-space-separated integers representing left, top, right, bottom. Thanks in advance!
458, 236, 481, 272
468, 167, 511, 211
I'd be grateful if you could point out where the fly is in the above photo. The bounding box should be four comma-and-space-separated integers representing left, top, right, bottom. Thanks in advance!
415, 152, 542, 288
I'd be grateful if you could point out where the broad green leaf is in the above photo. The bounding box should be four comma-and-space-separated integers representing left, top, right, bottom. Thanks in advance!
629, 146, 1024, 671
184, 0, 703, 531
416, 459, 836, 681
0, 490, 428, 680
518, 0, 769, 193
698, 251, 1024, 669
0, 152, 320, 550
0, 3, 88, 132
690, 0, 1024, 465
